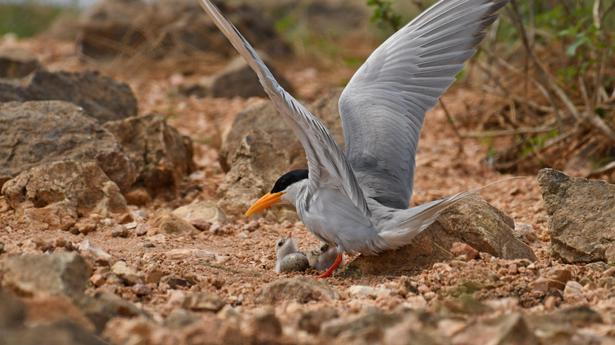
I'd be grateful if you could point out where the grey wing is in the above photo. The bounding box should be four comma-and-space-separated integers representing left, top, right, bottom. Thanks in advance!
339, 0, 508, 209
198, 0, 370, 217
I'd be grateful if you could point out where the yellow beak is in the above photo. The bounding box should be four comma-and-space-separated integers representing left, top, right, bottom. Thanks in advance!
245, 192, 285, 217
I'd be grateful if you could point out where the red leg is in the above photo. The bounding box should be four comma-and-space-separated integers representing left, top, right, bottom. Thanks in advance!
318, 253, 343, 278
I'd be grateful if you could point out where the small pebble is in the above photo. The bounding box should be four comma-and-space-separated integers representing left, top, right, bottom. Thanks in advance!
136, 224, 149, 236
111, 225, 129, 238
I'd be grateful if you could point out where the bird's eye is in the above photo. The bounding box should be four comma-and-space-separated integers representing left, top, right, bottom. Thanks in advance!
277, 241, 283, 247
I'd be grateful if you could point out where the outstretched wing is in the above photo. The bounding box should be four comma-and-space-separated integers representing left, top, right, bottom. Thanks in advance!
198, 0, 370, 217
339, 0, 508, 209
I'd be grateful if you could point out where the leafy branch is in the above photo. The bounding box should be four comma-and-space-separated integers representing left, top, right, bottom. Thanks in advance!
366, 0, 402, 31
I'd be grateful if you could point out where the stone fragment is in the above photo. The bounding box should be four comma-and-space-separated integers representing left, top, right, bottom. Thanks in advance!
256, 278, 338, 304
111, 261, 142, 286
154, 214, 198, 234
322, 309, 403, 342
104, 114, 194, 197
25, 70, 138, 123
0, 49, 40, 78
1, 252, 90, 298
2, 160, 129, 221
450, 242, 479, 260
181, 56, 294, 98
350, 195, 536, 275
347, 285, 392, 299
246, 307, 282, 339
171, 201, 226, 228
0, 288, 26, 329
538, 168, 615, 264
0, 101, 137, 191
182, 292, 226, 312
77, 0, 291, 60
297, 307, 339, 335
78, 292, 145, 333
453, 313, 540, 345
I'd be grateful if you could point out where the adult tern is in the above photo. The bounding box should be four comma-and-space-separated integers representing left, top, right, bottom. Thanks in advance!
199, 0, 509, 277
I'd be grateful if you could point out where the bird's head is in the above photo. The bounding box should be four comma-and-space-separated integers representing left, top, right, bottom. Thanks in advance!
245, 169, 308, 217
274, 234, 298, 260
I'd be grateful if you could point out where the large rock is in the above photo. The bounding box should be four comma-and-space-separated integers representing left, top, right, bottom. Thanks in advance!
349, 195, 536, 275
1, 321, 107, 345
0, 70, 138, 123
103, 114, 195, 197
0, 288, 26, 329
453, 314, 540, 345
180, 56, 294, 99
77, 0, 291, 60
538, 168, 615, 264
256, 278, 338, 304
217, 89, 344, 216
2, 160, 128, 220
1, 252, 91, 299
0, 49, 41, 78
0, 101, 136, 191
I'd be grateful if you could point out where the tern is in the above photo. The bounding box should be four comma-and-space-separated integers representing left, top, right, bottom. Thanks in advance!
199, 0, 508, 277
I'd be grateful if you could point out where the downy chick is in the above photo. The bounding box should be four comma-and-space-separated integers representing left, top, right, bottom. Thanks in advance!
275, 236, 309, 273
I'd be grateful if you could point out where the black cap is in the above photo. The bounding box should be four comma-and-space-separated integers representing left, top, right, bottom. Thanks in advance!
271, 169, 309, 193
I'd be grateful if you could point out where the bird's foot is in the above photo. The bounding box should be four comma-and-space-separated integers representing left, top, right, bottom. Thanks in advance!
318, 253, 343, 278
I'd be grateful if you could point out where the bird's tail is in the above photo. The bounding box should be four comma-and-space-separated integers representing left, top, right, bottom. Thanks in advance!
378, 176, 526, 251
378, 191, 473, 250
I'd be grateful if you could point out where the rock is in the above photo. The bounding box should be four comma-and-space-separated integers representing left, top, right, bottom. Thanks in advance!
563, 281, 586, 303
154, 214, 198, 234
24, 70, 137, 123
1, 252, 90, 299
73, 218, 98, 235
278, 252, 310, 273
537, 168, 615, 264
77, 0, 291, 60
78, 240, 112, 265
347, 285, 392, 299
111, 225, 129, 238
246, 307, 282, 339
297, 307, 339, 335
350, 194, 536, 275
172, 201, 226, 228
24, 295, 95, 332
182, 292, 226, 312
256, 278, 338, 304
2, 160, 129, 222
78, 292, 145, 333
164, 308, 199, 329
217, 89, 345, 216
180, 56, 294, 98
322, 309, 403, 342
0, 101, 137, 191
450, 242, 479, 260
1, 320, 107, 345
104, 114, 195, 197
0, 288, 26, 329
453, 313, 540, 345
111, 261, 142, 286
0, 49, 40, 78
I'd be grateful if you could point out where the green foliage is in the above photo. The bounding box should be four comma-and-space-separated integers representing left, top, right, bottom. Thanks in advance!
366, 0, 402, 31
0, 3, 70, 38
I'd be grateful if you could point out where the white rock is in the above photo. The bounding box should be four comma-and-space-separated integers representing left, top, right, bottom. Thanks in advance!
563, 280, 587, 303
347, 285, 391, 299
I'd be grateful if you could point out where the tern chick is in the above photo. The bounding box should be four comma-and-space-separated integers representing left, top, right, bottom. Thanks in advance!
275, 236, 309, 273
306, 244, 338, 272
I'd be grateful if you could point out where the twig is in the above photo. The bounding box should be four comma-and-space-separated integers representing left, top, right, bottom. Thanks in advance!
461, 126, 556, 139
586, 161, 615, 178
509, 0, 615, 143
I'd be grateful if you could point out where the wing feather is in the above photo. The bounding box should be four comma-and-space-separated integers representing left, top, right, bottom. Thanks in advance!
339, 0, 508, 209
198, 0, 370, 217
